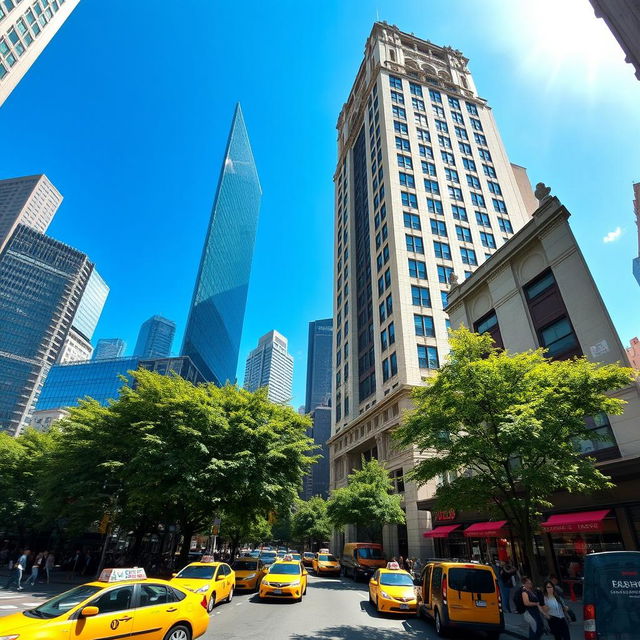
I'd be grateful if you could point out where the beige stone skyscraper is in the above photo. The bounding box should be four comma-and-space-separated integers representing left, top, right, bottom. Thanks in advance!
0, 0, 80, 107
329, 22, 536, 559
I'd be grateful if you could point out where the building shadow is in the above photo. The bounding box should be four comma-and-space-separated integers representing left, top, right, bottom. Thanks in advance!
290, 623, 426, 640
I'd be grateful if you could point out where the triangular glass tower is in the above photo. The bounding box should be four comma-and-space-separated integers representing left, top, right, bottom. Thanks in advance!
181, 104, 262, 385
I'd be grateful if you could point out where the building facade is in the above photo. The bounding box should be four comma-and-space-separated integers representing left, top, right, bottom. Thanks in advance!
0, 0, 81, 106
304, 318, 333, 413
138, 356, 205, 385
0, 224, 91, 434
182, 103, 262, 385
58, 326, 92, 363
626, 337, 640, 369
443, 189, 640, 577
0, 174, 62, 252
328, 22, 535, 559
134, 315, 175, 359
71, 267, 108, 340
243, 330, 294, 404
93, 338, 125, 360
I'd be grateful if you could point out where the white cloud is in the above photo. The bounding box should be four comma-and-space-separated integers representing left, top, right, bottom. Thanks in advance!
603, 227, 623, 243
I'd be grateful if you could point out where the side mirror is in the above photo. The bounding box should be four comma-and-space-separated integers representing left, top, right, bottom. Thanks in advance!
370, 579, 377, 586
171, 573, 177, 578
81, 606, 99, 617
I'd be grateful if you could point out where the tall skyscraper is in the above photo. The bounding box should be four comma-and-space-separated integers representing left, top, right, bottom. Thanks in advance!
304, 318, 333, 413
0, 224, 92, 434
182, 104, 262, 385
0, 174, 62, 252
329, 23, 535, 558
243, 330, 293, 404
93, 338, 125, 360
301, 405, 332, 500
632, 182, 640, 286
0, 0, 81, 107
134, 315, 175, 359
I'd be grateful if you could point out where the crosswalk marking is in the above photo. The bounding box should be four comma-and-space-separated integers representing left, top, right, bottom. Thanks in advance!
0, 605, 17, 610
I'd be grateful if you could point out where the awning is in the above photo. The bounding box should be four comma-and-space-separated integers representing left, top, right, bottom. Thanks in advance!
540, 509, 610, 533
423, 524, 461, 538
463, 521, 508, 537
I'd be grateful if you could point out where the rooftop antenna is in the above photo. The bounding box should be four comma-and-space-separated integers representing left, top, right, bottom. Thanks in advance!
376, 8, 380, 22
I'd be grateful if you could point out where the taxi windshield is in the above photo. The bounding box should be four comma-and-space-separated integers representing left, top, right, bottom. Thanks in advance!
176, 565, 215, 580
233, 561, 258, 571
269, 563, 300, 575
304, 552, 314, 558
356, 547, 383, 560
319, 554, 337, 562
25, 585, 102, 619
380, 573, 414, 586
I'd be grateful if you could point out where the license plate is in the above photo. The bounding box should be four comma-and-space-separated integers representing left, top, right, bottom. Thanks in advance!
400, 604, 409, 610
273, 589, 282, 594
475, 600, 487, 607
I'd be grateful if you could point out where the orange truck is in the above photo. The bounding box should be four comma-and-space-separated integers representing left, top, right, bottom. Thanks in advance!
340, 542, 387, 581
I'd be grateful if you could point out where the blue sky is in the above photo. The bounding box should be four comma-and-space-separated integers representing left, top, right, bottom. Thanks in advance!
1, 0, 639, 409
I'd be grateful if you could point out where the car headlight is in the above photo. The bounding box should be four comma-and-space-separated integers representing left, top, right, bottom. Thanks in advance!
243, 573, 257, 580
0, 636, 20, 640
380, 590, 391, 599
193, 584, 210, 593
261, 580, 271, 586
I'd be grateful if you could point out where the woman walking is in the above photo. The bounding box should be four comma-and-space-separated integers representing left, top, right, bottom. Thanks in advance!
520, 576, 545, 640
24, 552, 43, 586
542, 580, 571, 640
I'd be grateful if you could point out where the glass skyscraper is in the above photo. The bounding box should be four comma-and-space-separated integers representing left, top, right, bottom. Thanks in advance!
182, 103, 262, 385
134, 315, 175, 359
0, 224, 92, 434
93, 338, 126, 360
72, 268, 109, 340
304, 318, 333, 413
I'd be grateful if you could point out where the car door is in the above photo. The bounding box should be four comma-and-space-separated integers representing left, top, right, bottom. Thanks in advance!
370, 570, 380, 601
224, 564, 235, 590
71, 585, 135, 640
214, 565, 229, 601
132, 583, 181, 640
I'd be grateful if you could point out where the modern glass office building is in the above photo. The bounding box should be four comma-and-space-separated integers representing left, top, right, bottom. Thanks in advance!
93, 338, 126, 360
134, 315, 175, 359
304, 318, 333, 413
181, 103, 262, 385
72, 268, 109, 340
0, 224, 92, 434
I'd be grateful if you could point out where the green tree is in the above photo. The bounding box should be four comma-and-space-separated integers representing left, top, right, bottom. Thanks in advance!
395, 328, 635, 576
291, 497, 332, 549
327, 459, 405, 542
219, 512, 271, 556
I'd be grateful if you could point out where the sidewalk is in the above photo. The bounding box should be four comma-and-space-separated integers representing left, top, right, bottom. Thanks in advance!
504, 607, 583, 640
0, 568, 88, 587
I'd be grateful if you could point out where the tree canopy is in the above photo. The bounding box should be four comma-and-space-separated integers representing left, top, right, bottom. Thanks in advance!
394, 327, 635, 574
327, 459, 405, 542
291, 497, 332, 547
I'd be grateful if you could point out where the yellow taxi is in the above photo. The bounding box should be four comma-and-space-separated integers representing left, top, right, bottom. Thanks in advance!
231, 556, 267, 591
171, 559, 235, 613
312, 551, 341, 576
258, 556, 308, 602
0, 567, 209, 640
369, 562, 418, 615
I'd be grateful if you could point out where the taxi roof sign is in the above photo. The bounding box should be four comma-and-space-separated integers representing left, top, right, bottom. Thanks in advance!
386, 561, 401, 570
99, 567, 147, 583
201, 555, 215, 563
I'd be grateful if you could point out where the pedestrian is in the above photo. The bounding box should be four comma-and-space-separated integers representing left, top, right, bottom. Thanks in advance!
542, 580, 571, 640
25, 552, 43, 586
72, 549, 82, 575
5, 549, 29, 591
515, 576, 545, 640
548, 574, 565, 599
499, 561, 517, 613
45, 551, 55, 583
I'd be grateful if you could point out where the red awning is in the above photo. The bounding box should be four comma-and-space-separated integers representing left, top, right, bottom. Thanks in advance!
463, 521, 508, 537
540, 510, 610, 533
423, 524, 461, 538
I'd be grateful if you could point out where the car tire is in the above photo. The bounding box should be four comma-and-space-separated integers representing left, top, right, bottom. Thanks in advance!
376, 595, 383, 615
369, 590, 373, 604
225, 587, 234, 603
163, 624, 191, 640
303, 582, 307, 595
207, 592, 216, 613
435, 609, 448, 637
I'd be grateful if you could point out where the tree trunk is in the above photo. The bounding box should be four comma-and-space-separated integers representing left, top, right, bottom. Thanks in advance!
177, 522, 195, 569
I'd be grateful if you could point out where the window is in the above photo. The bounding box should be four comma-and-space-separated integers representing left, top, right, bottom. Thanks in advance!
575, 413, 618, 458
478, 148, 492, 162
419, 144, 434, 159
448, 95, 461, 110
416, 128, 431, 142
389, 75, 402, 89
391, 468, 405, 493
451, 205, 468, 221
403, 212, 421, 230
471, 192, 486, 208
412, 285, 431, 307
415, 113, 428, 126
424, 179, 440, 195
435, 119, 448, 133
378, 275, 384, 296
430, 219, 447, 237
391, 90, 404, 104
408, 259, 427, 279
401, 191, 418, 208
474, 132, 487, 146
498, 217, 513, 233
418, 345, 439, 369
466, 174, 481, 189
437, 265, 454, 284
451, 111, 464, 124
414, 314, 435, 337
475, 211, 491, 227
392, 105, 406, 120
445, 168, 459, 183
399, 172, 415, 188
412, 97, 426, 111
466, 101, 479, 115
429, 89, 442, 103
386, 294, 393, 316
463, 158, 476, 171
380, 328, 388, 351
382, 358, 390, 381
454, 126, 468, 140
433, 241, 451, 260
395, 136, 410, 151
460, 247, 477, 265
492, 198, 507, 213
432, 104, 445, 118
458, 141, 472, 155
139, 584, 171, 608
480, 231, 496, 249
379, 301, 386, 323
456, 225, 472, 243
438, 134, 452, 149
394, 120, 409, 135
441, 290, 448, 307
483, 164, 497, 178
388, 322, 395, 345
427, 198, 443, 214
448, 185, 463, 201
441, 150, 455, 165
406, 234, 424, 254
487, 181, 502, 196
540, 317, 579, 358
474, 309, 504, 349
409, 82, 423, 96
91, 586, 134, 614
390, 352, 398, 376
422, 161, 436, 176
397, 154, 413, 169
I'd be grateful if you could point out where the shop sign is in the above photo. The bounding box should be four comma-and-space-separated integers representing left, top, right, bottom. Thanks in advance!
435, 509, 456, 522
